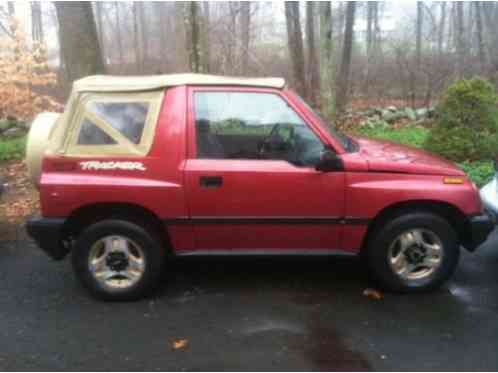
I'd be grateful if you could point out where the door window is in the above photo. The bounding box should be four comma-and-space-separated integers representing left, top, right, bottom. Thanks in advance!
194, 92, 325, 166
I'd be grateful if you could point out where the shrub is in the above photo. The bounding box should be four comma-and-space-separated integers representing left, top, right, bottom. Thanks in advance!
425, 78, 498, 162
458, 160, 496, 187
0, 136, 26, 161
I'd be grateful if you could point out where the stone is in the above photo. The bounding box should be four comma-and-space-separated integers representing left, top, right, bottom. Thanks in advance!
0, 120, 13, 134
415, 108, 429, 119
2, 126, 25, 138
404, 107, 417, 121
382, 111, 405, 123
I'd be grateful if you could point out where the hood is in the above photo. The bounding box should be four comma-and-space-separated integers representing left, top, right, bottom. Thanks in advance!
354, 137, 465, 176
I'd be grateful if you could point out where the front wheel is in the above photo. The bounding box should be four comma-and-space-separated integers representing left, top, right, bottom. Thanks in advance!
366, 212, 460, 293
72, 220, 165, 301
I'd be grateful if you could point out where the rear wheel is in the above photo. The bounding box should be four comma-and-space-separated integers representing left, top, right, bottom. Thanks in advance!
366, 212, 460, 292
72, 220, 165, 301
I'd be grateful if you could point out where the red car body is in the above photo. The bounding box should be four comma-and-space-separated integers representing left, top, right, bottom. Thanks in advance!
30, 85, 490, 258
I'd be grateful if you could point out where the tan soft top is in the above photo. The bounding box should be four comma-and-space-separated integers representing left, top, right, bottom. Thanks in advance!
73, 73, 286, 93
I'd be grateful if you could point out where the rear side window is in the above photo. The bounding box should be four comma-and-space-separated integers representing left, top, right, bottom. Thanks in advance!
87, 102, 149, 144
78, 118, 117, 145
67, 91, 163, 157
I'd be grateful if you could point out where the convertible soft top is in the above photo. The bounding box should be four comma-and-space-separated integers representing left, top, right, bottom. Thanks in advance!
73, 73, 286, 93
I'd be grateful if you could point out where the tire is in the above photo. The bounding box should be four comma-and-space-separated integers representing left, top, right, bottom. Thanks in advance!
72, 219, 165, 301
366, 212, 460, 293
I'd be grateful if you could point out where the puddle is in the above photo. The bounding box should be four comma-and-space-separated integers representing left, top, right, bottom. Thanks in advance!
303, 318, 372, 371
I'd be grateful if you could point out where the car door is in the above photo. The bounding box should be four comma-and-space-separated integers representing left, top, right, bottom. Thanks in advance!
184, 87, 346, 252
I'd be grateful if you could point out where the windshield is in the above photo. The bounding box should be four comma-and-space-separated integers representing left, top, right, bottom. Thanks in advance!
289, 91, 357, 152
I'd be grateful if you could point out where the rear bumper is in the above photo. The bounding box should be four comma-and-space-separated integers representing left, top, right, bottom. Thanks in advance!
465, 212, 496, 251
26, 216, 69, 260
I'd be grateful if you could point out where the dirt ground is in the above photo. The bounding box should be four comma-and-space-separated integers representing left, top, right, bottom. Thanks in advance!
0, 160, 38, 240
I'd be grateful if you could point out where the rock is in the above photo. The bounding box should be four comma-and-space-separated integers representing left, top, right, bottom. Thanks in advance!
415, 108, 429, 119
382, 111, 405, 123
386, 106, 397, 112
2, 127, 25, 138
0, 120, 14, 134
404, 107, 417, 121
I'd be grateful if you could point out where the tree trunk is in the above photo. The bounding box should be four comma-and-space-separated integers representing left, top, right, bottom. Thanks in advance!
319, 1, 335, 115
455, 2, 465, 78
133, 2, 141, 71
285, 1, 307, 98
95, 2, 105, 65
475, 2, 486, 74
158, 2, 168, 71
306, 2, 320, 107
201, 2, 210, 73
7, 2, 14, 16
335, 1, 356, 114
55, 1, 105, 83
138, 2, 147, 68
365, 2, 376, 94
31, 2, 44, 44
184, 2, 202, 73
240, 2, 251, 75
438, 2, 446, 57
411, 1, 423, 106
115, 2, 123, 67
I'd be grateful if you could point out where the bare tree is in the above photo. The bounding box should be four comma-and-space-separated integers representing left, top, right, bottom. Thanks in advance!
306, 2, 320, 107
240, 2, 251, 75
455, 2, 465, 77
335, 1, 356, 114
133, 3, 141, 70
319, 1, 334, 113
31, 2, 44, 44
184, 2, 202, 73
114, 2, 123, 66
7, 2, 14, 16
365, 2, 377, 94
55, 1, 105, 83
285, 1, 306, 98
438, 2, 446, 57
94, 2, 106, 65
201, 2, 210, 73
474, 2, 486, 74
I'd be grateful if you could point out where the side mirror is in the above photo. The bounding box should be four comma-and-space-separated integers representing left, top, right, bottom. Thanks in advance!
315, 149, 344, 172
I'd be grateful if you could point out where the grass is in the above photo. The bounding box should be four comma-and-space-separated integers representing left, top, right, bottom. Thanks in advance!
355, 124, 495, 186
0, 136, 26, 161
355, 126, 430, 149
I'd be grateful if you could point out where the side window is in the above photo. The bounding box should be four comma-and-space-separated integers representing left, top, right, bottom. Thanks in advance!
194, 92, 325, 166
78, 118, 117, 145
87, 102, 149, 144
76, 101, 150, 146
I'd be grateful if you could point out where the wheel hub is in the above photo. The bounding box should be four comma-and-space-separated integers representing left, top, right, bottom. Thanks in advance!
405, 246, 425, 264
105, 251, 129, 272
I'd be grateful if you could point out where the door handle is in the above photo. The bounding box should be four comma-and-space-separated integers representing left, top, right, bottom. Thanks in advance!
199, 176, 223, 188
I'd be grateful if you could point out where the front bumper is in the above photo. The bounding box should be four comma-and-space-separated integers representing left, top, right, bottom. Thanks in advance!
26, 216, 69, 260
465, 212, 496, 251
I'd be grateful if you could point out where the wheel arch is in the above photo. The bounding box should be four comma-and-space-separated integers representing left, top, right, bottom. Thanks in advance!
61, 202, 171, 251
361, 200, 470, 252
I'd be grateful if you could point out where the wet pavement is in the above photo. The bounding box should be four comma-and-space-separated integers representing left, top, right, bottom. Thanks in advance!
0, 230, 497, 371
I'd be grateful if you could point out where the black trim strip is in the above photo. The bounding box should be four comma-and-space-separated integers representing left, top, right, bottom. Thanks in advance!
176, 249, 356, 257
163, 216, 370, 225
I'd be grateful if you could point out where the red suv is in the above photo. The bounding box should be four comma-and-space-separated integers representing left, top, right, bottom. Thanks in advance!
26, 74, 494, 301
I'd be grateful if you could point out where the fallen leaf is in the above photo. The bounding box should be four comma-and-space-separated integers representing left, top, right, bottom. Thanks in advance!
172, 339, 189, 350
363, 288, 384, 300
